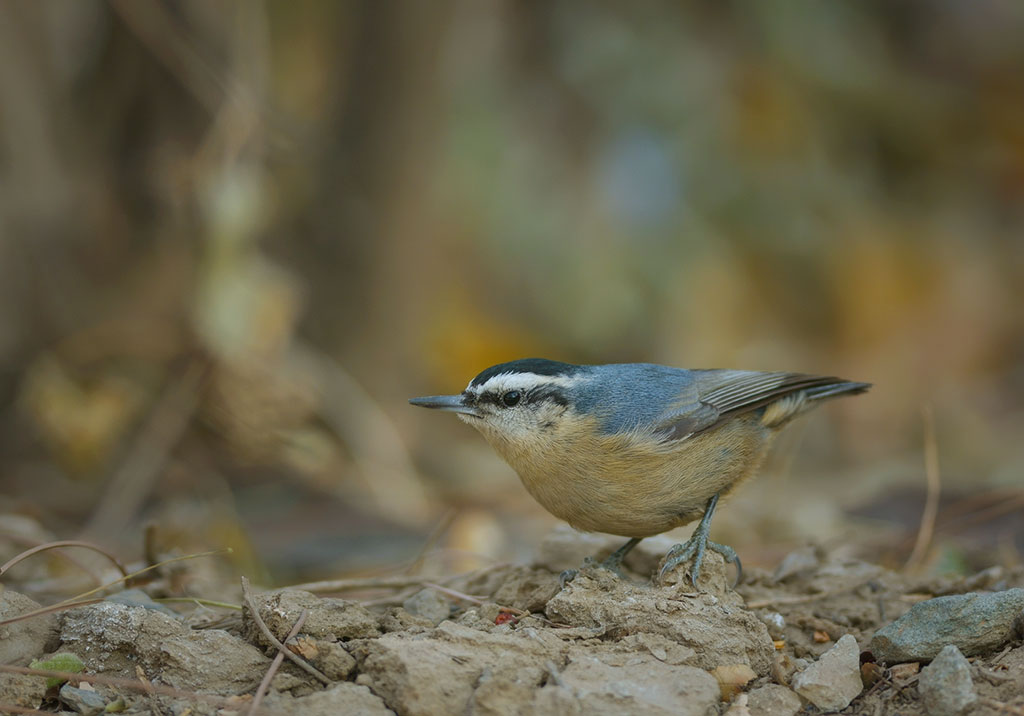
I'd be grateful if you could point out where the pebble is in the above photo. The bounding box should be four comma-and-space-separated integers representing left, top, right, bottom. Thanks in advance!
869, 588, 1024, 663
59, 684, 106, 716
402, 588, 452, 626
918, 644, 976, 716
0, 590, 58, 665
746, 683, 802, 716
791, 633, 862, 711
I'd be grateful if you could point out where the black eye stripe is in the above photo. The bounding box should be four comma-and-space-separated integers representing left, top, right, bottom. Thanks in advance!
472, 386, 569, 408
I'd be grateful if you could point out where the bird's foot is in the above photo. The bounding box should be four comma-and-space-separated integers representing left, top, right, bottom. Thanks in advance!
659, 530, 741, 588
559, 538, 642, 588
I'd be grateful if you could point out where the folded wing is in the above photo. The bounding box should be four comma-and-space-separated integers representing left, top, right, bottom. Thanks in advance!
653, 370, 869, 441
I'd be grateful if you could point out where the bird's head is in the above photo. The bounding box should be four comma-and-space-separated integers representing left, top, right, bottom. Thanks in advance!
410, 359, 585, 446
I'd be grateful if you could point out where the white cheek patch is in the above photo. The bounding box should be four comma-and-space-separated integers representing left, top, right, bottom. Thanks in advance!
466, 372, 578, 396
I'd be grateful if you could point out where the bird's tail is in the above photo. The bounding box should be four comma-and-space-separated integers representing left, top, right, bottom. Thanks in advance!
803, 380, 872, 402
760, 378, 870, 428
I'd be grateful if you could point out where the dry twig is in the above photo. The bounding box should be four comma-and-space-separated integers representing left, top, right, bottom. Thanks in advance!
240, 576, 331, 685
250, 608, 308, 715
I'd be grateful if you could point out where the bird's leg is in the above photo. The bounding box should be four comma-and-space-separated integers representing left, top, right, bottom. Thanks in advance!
599, 536, 643, 573
559, 537, 643, 587
659, 493, 742, 587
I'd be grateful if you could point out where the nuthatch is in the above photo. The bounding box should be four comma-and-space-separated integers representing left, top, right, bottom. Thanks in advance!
411, 359, 869, 586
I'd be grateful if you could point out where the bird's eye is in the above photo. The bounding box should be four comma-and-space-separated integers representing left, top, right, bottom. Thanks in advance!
501, 390, 521, 407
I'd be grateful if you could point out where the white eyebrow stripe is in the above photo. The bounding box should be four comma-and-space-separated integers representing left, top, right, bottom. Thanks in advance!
467, 372, 579, 394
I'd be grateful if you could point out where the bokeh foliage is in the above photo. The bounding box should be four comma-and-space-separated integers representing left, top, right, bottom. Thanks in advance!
0, 1, 1021, 581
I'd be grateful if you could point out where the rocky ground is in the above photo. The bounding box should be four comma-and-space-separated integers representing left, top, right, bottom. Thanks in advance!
1, 527, 1023, 715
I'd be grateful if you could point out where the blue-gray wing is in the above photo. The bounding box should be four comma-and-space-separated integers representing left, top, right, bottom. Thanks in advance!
651, 370, 868, 441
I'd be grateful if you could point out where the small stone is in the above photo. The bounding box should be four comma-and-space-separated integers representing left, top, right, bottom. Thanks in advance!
918, 644, 976, 716
266, 682, 393, 715
402, 589, 451, 626
723, 693, 751, 715
312, 639, 356, 680
353, 621, 559, 715
59, 684, 106, 716
379, 607, 433, 633
746, 684, 802, 716
869, 588, 1024, 663
0, 672, 47, 710
759, 612, 786, 640
61, 600, 268, 695
791, 634, 862, 711
0, 590, 59, 664
491, 566, 561, 612
558, 651, 720, 716
243, 589, 380, 646
889, 661, 920, 683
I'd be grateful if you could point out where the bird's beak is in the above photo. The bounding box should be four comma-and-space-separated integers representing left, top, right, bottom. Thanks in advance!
409, 394, 481, 417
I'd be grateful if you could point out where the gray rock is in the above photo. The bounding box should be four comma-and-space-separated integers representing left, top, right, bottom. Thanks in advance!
311, 639, 357, 680
791, 633, 863, 711
491, 566, 562, 612
0, 590, 59, 664
243, 589, 380, 647
746, 683, 802, 716
352, 621, 563, 716
61, 601, 184, 673
556, 651, 720, 716
918, 644, 976, 716
759, 612, 786, 640
545, 567, 775, 674
0, 672, 47, 710
402, 588, 451, 625
869, 588, 1024, 663
156, 628, 271, 694
59, 684, 107, 715
266, 682, 394, 715
60, 601, 268, 695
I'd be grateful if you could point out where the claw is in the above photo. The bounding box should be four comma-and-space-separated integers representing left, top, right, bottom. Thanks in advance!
658, 493, 742, 587
557, 537, 643, 588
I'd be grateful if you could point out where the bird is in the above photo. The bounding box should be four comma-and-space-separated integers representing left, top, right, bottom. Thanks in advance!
410, 358, 869, 586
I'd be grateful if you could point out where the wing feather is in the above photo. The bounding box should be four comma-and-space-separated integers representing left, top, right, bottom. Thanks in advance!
652, 370, 865, 441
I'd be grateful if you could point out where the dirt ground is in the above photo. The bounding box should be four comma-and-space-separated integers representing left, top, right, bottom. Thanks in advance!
1, 525, 1023, 716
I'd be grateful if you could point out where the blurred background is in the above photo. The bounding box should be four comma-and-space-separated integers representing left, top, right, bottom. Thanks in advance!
1, 0, 1022, 588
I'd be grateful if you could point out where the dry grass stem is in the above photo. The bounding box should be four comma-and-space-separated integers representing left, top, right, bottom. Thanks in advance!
287, 574, 450, 594
0, 549, 231, 628
0, 540, 130, 579
905, 404, 941, 572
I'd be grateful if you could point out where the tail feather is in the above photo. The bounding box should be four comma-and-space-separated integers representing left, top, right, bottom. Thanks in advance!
804, 380, 872, 402
760, 379, 869, 428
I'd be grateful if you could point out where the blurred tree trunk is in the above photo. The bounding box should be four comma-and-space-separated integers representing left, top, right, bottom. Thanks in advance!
305, 0, 456, 386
